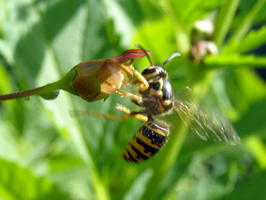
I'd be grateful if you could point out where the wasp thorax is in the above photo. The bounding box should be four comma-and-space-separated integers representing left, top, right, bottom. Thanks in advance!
140, 76, 174, 115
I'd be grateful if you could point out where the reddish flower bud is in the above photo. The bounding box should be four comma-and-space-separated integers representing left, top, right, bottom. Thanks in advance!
68, 49, 151, 102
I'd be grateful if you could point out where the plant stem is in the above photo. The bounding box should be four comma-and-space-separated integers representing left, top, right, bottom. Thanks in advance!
0, 80, 62, 101
140, 117, 188, 200
163, 0, 190, 55
212, 0, 240, 49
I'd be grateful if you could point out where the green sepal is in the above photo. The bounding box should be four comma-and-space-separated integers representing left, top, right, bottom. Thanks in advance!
38, 90, 60, 100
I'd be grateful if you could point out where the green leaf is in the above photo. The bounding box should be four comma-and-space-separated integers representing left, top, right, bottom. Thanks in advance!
170, 0, 227, 28
223, 26, 266, 54
214, 68, 266, 121
212, 0, 240, 49
234, 98, 266, 138
204, 54, 266, 68
220, 171, 266, 200
245, 137, 266, 168
108, 0, 163, 26
229, 0, 266, 42
0, 159, 69, 200
133, 17, 176, 63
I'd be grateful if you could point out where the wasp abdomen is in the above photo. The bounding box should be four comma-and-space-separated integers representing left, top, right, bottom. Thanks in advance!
122, 119, 169, 163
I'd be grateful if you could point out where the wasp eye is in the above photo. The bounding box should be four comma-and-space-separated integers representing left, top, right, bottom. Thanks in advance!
151, 82, 160, 91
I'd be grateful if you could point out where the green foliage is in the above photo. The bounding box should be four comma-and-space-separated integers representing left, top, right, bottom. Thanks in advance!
223, 26, 266, 54
1, 0, 266, 199
0, 159, 69, 200
204, 54, 266, 67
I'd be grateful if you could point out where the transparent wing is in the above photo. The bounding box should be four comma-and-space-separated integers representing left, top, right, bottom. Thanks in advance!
173, 87, 241, 145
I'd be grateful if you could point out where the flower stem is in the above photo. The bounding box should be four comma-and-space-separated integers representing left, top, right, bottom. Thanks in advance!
0, 68, 77, 101
140, 117, 188, 200
0, 80, 62, 101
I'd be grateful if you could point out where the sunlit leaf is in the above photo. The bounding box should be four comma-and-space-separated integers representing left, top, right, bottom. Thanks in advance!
0, 159, 69, 200
223, 26, 266, 54
171, 0, 227, 28
204, 54, 266, 68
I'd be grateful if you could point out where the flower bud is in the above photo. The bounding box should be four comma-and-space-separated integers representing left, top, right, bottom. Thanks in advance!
64, 49, 151, 102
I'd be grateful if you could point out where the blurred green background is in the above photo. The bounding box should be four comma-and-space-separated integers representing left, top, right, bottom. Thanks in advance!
1, 0, 266, 199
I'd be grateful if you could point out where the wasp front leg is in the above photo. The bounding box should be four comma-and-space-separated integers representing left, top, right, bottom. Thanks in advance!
115, 89, 145, 108
120, 64, 149, 92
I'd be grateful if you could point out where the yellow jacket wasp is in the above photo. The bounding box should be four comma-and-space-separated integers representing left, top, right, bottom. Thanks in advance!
72, 47, 241, 163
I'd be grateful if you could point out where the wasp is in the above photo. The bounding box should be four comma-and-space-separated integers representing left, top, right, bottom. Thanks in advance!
118, 49, 240, 163
72, 48, 241, 163
113, 51, 179, 162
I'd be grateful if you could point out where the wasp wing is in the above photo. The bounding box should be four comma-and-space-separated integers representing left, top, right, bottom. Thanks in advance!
173, 87, 240, 145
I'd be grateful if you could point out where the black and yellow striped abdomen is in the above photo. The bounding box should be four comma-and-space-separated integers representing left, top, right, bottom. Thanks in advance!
122, 119, 169, 163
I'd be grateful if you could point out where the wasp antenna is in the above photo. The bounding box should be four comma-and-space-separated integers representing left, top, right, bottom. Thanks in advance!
136, 44, 153, 66
161, 53, 181, 67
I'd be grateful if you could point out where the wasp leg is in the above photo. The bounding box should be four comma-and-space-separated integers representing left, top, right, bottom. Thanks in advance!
100, 72, 145, 105
69, 106, 147, 122
115, 104, 148, 122
115, 89, 145, 107
69, 110, 129, 121
120, 64, 149, 92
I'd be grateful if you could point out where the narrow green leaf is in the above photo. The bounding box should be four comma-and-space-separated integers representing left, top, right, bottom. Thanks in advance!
223, 26, 266, 54
204, 54, 266, 68
229, 0, 266, 42
212, 0, 240, 49
177, 0, 227, 28
245, 137, 266, 169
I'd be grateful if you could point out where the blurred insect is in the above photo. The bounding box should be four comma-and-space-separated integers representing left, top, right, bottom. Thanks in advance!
72, 48, 241, 163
